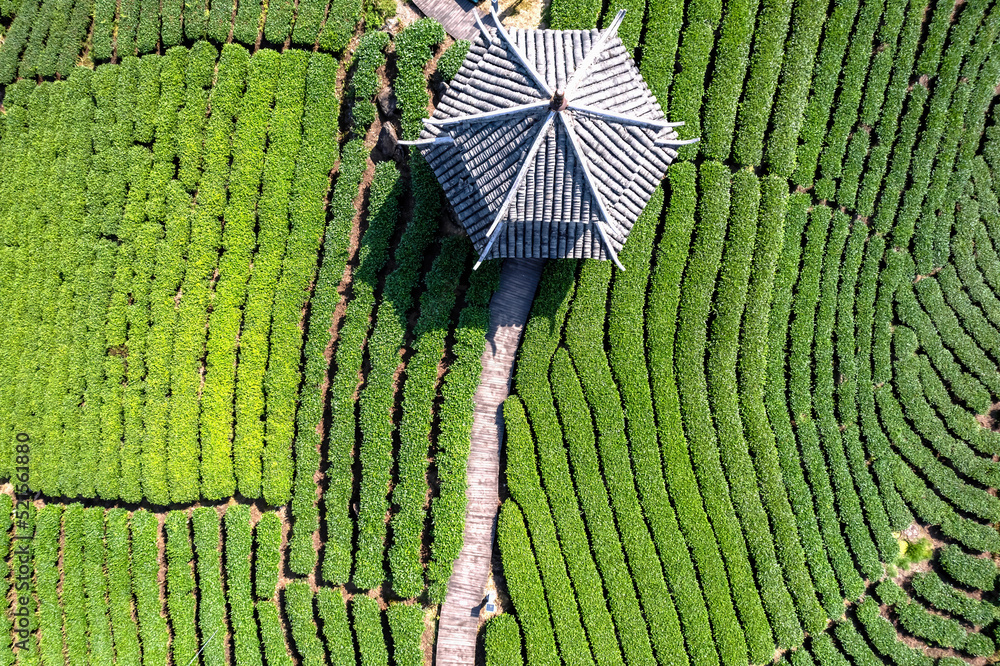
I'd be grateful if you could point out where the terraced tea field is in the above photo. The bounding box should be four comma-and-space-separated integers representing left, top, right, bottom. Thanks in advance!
2, 0, 1000, 663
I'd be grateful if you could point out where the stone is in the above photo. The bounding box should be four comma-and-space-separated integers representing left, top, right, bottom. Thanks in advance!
377, 87, 397, 117
377, 122, 400, 160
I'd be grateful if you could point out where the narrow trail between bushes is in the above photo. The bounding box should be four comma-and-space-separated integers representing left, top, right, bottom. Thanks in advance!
435, 258, 544, 666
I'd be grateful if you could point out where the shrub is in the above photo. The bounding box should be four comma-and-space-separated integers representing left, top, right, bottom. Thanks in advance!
700, 0, 754, 160
318, 0, 363, 52
548, 0, 599, 29
263, 52, 341, 510
82, 508, 114, 663
202, 48, 281, 502
939, 545, 998, 591
352, 596, 388, 666
436, 39, 469, 82
164, 511, 198, 666
731, 0, 792, 165
669, 0, 721, 155
647, 162, 752, 661
387, 604, 424, 666
485, 615, 524, 666
61, 505, 87, 663
208, 0, 233, 42
224, 505, 261, 666
131, 510, 170, 665
107, 509, 142, 664
348, 31, 390, 132
791, 0, 860, 187
233, 0, 261, 43
291, 0, 325, 46
765, 195, 845, 615
764, 0, 827, 176
706, 168, 801, 646
171, 43, 250, 503
316, 588, 354, 666
192, 507, 229, 666
255, 512, 282, 600
311, 155, 396, 582
504, 397, 610, 666
258, 600, 295, 666
284, 582, 326, 666
35, 504, 64, 665
389, 238, 467, 597
0, 0, 40, 84
427, 266, 498, 601
910, 572, 997, 626
234, 49, 308, 507
497, 500, 560, 666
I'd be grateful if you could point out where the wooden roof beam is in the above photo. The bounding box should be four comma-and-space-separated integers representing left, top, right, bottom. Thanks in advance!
563, 10, 626, 99
488, 4, 553, 98
422, 101, 549, 128
398, 135, 456, 146
558, 112, 626, 270
655, 135, 701, 146
568, 104, 685, 130
474, 111, 557, 269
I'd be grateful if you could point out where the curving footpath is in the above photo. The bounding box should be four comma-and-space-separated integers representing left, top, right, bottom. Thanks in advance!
434, 258, 545, 666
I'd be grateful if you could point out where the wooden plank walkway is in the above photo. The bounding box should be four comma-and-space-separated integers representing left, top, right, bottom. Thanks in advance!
412, 0, 483, 40
434, 258, 545, 666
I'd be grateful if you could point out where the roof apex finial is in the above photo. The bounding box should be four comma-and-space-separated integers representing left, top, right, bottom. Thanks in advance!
550, 89, 569, 111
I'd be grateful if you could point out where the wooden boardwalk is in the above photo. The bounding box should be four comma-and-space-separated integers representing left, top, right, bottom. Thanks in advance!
434, 258, 545, 666
412, 0, 483, 40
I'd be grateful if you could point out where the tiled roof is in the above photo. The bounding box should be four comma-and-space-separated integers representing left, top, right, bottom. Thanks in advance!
414, 12, 690, 267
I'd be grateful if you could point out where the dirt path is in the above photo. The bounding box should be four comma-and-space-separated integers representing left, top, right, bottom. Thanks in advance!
434, 258, 544, 666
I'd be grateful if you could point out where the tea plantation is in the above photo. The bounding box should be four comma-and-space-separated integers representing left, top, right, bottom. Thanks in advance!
1, 0, 1000, 663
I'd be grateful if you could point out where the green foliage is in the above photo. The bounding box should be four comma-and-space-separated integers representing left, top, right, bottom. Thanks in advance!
394, 18, 445, 139
387, 603, 424, 666
285, 582, 326, 666
349, 31, 390, 132
939, 545, 998, 591
131, 510, 170, 665
312, 155, 397, 582
258, 600, 295, 666
255, 512, 282, 600
317, 588, 354, 666
107, 509, 141, 665
485, 615, 524, 666
352, 595, 388, 666
319, 0, 362, 52
389, 237, 467, 597
436, 39, 469, 82
192, 507, 228, 666
224, 504, 262, 666
497, 500, 560, 666
164, 511, 198, 666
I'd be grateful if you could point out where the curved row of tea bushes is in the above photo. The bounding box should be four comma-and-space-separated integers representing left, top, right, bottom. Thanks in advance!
233, 50, 308, 508
389, 237, 467, 598
312, 154, 397, 582
353, 18, 443, 589
707, 168, 800, 647
426, 263, 498, 602
675, 161, 772, 661
647, 164, 748, 666
497, 500, 560, 666
504, 396, 605, 666
568, 259, 687, 665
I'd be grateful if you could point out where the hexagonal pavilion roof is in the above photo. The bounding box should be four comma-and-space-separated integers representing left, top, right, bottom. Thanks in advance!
403, 8, 696, 268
